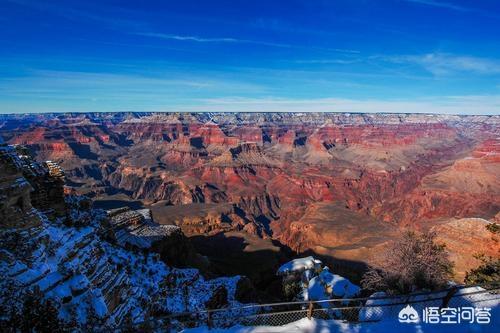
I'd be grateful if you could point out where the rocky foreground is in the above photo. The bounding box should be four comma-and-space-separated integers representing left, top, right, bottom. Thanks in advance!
1, 112, 499, 281
0, 142, 253, 329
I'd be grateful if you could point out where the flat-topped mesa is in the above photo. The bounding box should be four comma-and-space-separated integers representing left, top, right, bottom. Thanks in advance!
107, 207, 144, 228
107, 207, 198, 267
471, 137, 500, 162
189, 121, 240, 147
107, 207, 176, 241
230, 142, 262, 156
233, 126, 263, 143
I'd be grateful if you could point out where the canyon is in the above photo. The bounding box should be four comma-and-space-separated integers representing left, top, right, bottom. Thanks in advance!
0, 141, 255, 329
1, 112, 499, 283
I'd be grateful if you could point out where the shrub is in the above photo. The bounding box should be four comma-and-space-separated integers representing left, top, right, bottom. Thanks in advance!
282, 279, 303, 301
361, 231, 454, 294
464, 254, 499, 288
486, 223, 500, 235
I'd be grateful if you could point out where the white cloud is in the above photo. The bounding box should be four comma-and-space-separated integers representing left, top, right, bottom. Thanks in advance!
405, 0, 469, 12
2, 70, 499, 115
404, 0, 500, 18
135, 32, 361, 54
0, 70, 267, 103
294, 59, 360, 65
166, 96, 500, 115
136, 33, 240, 43
136, 32, 290, 48
386, 53, 500, 76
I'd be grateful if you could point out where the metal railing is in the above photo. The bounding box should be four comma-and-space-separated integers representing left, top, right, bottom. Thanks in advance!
103, 285, 500, 332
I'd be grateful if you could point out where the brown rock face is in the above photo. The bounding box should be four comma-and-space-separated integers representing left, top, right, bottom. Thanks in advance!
1, 112, 499, 277
0, 144, 67, 227
432, 218, 500, 281
0, 145, 40, 229
24, 159, 67, 218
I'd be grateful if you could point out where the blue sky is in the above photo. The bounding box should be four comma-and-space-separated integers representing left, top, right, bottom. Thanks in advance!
1, 0, 500, 114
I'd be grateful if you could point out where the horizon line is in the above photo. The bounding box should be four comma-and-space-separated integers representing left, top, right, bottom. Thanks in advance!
0, 110, 498, 117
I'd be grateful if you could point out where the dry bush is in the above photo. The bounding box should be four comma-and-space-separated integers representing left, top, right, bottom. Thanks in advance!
361, 231, 454, 294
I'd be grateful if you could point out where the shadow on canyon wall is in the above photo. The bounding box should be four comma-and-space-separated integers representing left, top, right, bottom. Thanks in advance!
190, 232, 369, 302
93, 199, 145, 211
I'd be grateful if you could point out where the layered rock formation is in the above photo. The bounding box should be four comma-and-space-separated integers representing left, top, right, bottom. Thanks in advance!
0, 144, 250, 329
1, 112, 498, 279
106, 206, 200, 267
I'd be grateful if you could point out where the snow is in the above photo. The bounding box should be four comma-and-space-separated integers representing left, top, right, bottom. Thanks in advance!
359, 286, 500, 323
277, 256, 322, 275
359, 289, 455, 322
449, 286, 500, 309
108, 207, 181, 249
182, 286, 499, 333
358, 291, 394, 322
308, 267, 360, 303
1, 194, 248, 328
4, 144, 495, 331
277, 258, 359, 304
181, 316, 498, 333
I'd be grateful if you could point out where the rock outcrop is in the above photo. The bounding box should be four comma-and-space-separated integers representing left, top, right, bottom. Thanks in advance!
106, 207, 199, 267
0, 145, 251, 330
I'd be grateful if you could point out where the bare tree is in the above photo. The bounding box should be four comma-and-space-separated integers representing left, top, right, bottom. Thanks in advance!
361, 231, 454, 294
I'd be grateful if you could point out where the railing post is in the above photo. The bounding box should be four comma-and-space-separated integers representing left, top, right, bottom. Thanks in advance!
207, 310, 212, 329
441, 286, 459, 309
307, 301, 313, 320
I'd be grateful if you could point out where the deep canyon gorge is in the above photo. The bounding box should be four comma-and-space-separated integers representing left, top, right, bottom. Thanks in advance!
1, 112, 499, 291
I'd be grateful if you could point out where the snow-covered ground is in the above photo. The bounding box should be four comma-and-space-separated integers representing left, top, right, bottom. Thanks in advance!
183, 315, 498, 333
277, 256, 322, 275
0, 195, 247, 327
308, 267, 360, 303
277, 256, 360, 304
183, 286, 499, 333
